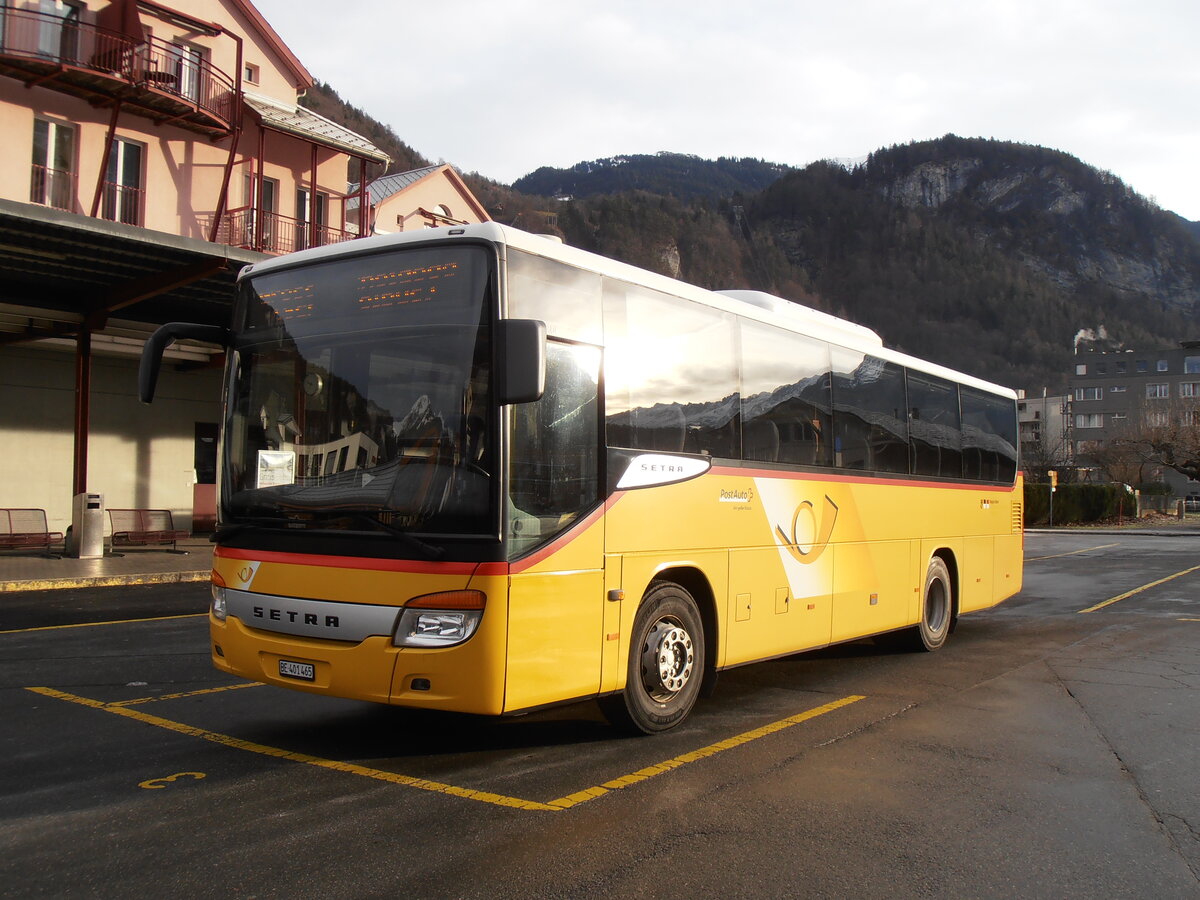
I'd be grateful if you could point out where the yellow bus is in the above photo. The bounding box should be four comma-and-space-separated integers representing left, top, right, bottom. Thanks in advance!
141, 222, 1023, 734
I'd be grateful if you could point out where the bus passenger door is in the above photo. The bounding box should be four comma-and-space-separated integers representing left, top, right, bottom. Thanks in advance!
505, 524, 605, 711
503, 339, 605, 713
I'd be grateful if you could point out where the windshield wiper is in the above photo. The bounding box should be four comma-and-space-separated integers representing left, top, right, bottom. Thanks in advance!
310, 511, 445, 560
211, 516, 292, 543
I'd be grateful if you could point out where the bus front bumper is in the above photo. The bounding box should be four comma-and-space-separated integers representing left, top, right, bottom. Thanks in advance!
210, 613, 507, 715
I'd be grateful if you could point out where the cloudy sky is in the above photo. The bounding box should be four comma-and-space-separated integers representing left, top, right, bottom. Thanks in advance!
251, 0, 1200, 219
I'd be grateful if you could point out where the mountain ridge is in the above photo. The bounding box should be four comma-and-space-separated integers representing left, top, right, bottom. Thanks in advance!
512, 152, 791, 202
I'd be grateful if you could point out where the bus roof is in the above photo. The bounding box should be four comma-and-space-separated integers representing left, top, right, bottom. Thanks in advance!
240, 222, 1017, 400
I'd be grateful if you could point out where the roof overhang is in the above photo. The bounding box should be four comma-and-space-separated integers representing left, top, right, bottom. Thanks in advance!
0, 199, 266, 347
243, 92, 390, 165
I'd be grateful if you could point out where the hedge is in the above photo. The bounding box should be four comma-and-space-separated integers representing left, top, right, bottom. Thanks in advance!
1023, 483, 1135, 526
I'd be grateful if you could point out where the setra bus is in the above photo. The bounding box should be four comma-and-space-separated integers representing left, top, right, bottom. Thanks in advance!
140, 222, 1023, 734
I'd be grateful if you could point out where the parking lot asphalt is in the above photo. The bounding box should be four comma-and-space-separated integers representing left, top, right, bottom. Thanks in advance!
2, 530, 1199, 897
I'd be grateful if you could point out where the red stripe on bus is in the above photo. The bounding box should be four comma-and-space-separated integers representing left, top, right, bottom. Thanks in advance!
508, 494, 624, 574
707, 465, 1017, 492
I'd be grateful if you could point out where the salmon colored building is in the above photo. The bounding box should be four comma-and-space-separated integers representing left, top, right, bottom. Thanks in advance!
351, 163, 490, 235
0, 0, 486, 545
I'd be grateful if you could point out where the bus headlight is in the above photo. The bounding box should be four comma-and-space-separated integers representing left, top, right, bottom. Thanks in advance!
394, 590, 485, 648
211, 571, 228, 621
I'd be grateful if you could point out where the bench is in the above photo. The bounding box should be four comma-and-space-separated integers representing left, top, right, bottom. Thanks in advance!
0, 508, 64, 554
107, 509, 190, 552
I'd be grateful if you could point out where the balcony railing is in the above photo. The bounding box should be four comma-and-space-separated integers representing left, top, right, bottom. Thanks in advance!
219, 207, 359, 255
0, 6, 236, 133
100, 181, 144, 227
29, 164, 76, 212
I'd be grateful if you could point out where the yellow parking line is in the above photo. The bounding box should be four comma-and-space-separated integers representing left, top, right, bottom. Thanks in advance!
108, 682, 263, 707
0, 613, 206, 634
26, 686, 865, 812
547, 694, 866, 809
1077, 565, 1200, 614
27, 686, 557, 811
1026, 543, 1119, 561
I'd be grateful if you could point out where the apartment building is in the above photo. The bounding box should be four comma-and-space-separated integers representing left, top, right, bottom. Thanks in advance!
1069, 341, 1200, 494
1016, 390, 1070, 479
0, 0, 486, 537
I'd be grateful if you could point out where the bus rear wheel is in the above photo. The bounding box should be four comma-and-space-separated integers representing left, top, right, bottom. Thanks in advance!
915, 556, 952, 651
599, 581, 705, 735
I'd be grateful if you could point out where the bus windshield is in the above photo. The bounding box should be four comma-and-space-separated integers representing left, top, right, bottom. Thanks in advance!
222, 245, 496, 543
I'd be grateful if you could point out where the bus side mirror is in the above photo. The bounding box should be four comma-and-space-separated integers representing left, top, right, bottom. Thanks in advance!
139, 322, 230, 403
496, 318, 546, 405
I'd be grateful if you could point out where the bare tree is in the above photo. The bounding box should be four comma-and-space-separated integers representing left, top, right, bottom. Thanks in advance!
1106, 397, 1200, 482
1022, 429, 1074, 482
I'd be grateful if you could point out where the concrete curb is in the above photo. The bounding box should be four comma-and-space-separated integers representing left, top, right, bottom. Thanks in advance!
0, 570, 211, 593
1025, 528, 1200, 537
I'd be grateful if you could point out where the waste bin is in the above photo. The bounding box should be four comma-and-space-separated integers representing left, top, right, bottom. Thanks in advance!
70, 492, 104, 559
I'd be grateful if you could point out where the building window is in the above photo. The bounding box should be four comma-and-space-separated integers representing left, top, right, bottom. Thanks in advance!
102, 138, 144, 226
1146, 383, 1169, 399
1109, 385, 1127, 393
1073, 387, 1101, 401
1183, 410, 1200, 427
1136, 360, 1148, 373
1075, 364, 1087, 376
1157, 359, 1169, 372
1075, 414, 1103, 429
1116, 361, 1127, 374
295, 188, 328, 250
240, 173, 279, 252
1180, 382, 1200, 398
1186, 357, 1200, 374
243, 63, 259, 84
171, 42, 207, 104
30, 118, 76, 211
37, 0, 83, 62
1145, 411, 1168, 428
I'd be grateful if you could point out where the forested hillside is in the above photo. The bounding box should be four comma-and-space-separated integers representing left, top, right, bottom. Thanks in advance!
294, 85, 1200, 392
513, 153, 790, 202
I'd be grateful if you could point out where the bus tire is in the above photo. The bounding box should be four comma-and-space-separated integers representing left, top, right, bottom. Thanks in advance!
915, 556, 953, 651
599, 581, 705, 735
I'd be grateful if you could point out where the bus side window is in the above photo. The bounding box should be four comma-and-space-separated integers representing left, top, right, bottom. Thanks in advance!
604, 282, 738, 458
508, 341, 601, 554
831, 351, 909, 475
908, 371, 963, 479
740, 320, 832, 468
961, 387, 1018, 483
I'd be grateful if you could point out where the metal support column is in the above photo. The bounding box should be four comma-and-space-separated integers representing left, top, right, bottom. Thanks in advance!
72, 325, 92, 496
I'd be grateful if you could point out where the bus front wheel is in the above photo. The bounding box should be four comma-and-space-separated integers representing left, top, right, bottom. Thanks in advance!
599, 581, 705, 735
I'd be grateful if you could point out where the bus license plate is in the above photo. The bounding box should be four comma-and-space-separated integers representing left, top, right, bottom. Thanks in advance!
278, 659, 315, 681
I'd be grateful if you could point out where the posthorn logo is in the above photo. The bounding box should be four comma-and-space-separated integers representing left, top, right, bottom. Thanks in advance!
775, 495, 839, 564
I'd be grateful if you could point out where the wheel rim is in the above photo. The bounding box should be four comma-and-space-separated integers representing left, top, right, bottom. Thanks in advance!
640, 616, 695, 702
926, 576, 948, 633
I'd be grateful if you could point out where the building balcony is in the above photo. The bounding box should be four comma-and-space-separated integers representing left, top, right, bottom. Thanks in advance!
29, 163, 75, 211
0, 6, 236, 136
28, 162, 145, 225
218, 207, 358, 255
